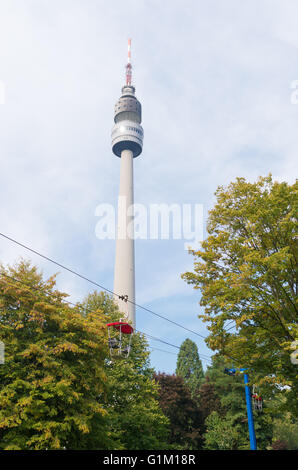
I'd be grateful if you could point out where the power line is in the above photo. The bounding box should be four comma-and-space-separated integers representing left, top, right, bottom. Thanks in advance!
225, 323, 237, 332
1, 271, 212, 361
194, 356, 212, 364
137, 329, 212, 361
0, 232, 115, 296
225, 320, 234, 328
1, 233, 238, 365
136, 329, 181, 350
1, 265, 240, 367
139, 329, 212, 362
0, 272, 85, 313
0, 273, 238, 374
149, 347, 177, 356
149, 347, 212, 364
0, 232, 207, 340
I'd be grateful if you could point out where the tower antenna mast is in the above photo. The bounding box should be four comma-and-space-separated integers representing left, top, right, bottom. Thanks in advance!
126, 38, 132, 86
111, 39, 144, 330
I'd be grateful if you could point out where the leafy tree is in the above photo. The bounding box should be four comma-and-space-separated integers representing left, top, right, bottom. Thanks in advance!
202, 357, 273, 450
104, 351, 170, 450
81, 291, 170, 450
182, 176, 298, 413
0, 261, 110, 450
197, 377, 222, 423
204, 411, 239, 450
154, 372, 204, 449
271, 440, 288, 450
272, 412, 298, 450
202, 358, 249, 449
175, 338, 204, 397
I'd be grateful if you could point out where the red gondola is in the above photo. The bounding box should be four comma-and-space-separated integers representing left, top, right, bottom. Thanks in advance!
252, 385, 263, 412
106, 321, 134, 358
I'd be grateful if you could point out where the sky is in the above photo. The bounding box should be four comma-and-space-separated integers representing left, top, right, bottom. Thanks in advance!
0, 0, 297, 373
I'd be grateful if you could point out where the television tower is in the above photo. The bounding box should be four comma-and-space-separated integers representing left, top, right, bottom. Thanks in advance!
111, 39, 144, 329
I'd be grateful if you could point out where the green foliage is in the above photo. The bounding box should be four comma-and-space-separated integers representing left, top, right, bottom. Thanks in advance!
175, 338, 204, 397
0, 265, 170, 450
204, 411, 239, 450
81, 291, 170, 450
104, 357, 170, 450
2, 258, 292, 450
272, 413, 298, 450
182, 176, 298, 413
0, 261, 110, 450
202, 357, 273, 450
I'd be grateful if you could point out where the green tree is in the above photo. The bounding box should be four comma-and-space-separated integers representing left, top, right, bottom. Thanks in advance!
202, 357, 273, 450
0, 261, 110, 450
182, 176, 298, 413
175, 338, 204, 397
81, 291, 170, 450
272, 412, 298, 450
204, 411, 239, 450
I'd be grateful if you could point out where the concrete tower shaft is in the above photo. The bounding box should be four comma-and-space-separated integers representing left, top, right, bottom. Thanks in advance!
113, 148, 135, 327
112, 40, 143, 329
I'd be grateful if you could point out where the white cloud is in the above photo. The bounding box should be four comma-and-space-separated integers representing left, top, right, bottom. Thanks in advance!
0, 0, 297, 372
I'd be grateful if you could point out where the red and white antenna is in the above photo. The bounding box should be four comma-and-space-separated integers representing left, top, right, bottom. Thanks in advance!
126, 38, 132, 86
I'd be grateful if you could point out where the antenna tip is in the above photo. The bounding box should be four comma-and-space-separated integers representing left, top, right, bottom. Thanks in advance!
126, 38, 132, 86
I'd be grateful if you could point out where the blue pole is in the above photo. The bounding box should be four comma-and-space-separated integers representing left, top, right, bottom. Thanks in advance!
243, 373, 257, 450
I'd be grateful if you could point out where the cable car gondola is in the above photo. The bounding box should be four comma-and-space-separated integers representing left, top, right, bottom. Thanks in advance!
252, 385, 263, 412
106, 321, 134, 358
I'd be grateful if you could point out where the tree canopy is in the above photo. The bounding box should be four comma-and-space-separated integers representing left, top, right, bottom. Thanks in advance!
182, 176, 298, 413
0, 263, 170, 450
175, 338, 204, 396
0, 244, 296, 450
154, 372, 204, 449
81, 291, 170, 450
202, 357, 273, 449
0, 261, 109, 450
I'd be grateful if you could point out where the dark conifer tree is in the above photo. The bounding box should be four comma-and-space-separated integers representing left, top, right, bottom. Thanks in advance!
175, 338, 204, 396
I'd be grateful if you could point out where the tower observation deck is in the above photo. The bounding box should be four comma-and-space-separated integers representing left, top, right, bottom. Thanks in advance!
111, 40, 143, 329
